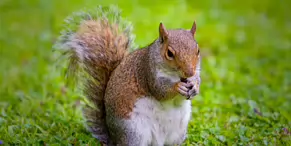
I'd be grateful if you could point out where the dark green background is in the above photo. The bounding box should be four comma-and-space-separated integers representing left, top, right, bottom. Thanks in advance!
0, 0, 290, 145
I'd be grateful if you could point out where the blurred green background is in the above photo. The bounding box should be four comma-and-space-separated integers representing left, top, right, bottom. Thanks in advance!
0, 0, 290, 145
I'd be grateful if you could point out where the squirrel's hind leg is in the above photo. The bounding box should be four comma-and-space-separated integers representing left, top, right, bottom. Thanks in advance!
106, 114, 152, 146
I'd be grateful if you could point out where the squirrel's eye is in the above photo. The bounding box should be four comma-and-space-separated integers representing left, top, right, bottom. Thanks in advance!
166, 49, 174, 60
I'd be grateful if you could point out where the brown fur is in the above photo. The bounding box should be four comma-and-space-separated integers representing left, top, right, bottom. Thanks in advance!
61, 18, 199, 145
162, 29, 199, 78
145, 24, 199, 102
104, 49, 149, 118
100, 22, 200, 145
64, 19, 131, 145
104, 27, 200, 117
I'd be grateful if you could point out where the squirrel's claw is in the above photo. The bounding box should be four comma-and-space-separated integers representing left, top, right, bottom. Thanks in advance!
187, 88, 197, 99
186, 81, 199, 100
175, 82, 191, 97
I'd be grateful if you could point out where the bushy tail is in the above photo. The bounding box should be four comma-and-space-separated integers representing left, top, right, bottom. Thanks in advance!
53, 5, 136, 144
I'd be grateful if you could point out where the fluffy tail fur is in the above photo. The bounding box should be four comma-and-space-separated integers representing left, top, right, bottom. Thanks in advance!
53, 6, 136, 144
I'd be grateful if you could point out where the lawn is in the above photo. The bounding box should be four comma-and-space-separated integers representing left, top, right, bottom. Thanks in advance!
0, 0, 290, 145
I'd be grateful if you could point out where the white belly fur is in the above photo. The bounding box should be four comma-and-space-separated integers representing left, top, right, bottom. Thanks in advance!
130, 95, 192, 145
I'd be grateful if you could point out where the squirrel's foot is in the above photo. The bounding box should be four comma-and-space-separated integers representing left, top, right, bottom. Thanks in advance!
174, 82, 192, 97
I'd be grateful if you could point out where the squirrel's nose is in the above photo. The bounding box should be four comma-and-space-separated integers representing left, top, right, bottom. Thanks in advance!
183, 68, 194, 78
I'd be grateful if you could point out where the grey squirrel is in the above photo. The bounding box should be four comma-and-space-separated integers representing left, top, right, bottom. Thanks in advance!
54, 5, 201, 146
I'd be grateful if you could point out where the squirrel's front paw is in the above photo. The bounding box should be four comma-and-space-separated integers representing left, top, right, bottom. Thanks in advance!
187, 82, 198, 99
174, 82, 192, 97
179, 77, 200, 100
186, 80, 200, 100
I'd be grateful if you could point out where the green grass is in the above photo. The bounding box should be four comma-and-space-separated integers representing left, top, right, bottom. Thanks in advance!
1, 0, 291, 145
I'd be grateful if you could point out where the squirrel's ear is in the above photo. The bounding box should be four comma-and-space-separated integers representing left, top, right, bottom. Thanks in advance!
190, 21, 196, 36
159, 22, 168, 43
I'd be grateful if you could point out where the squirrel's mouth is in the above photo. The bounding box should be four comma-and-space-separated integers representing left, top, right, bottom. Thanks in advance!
180, 77, 188, 83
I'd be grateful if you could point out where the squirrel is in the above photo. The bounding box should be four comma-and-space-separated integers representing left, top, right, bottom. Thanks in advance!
54, 5, 201, 146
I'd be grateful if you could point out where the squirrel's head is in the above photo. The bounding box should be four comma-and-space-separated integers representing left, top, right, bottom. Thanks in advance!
158, 21, 200, 78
